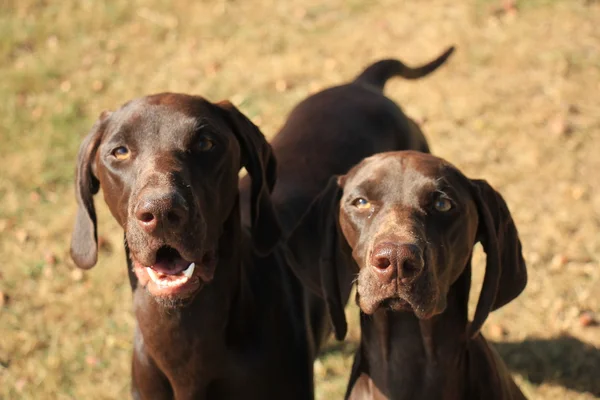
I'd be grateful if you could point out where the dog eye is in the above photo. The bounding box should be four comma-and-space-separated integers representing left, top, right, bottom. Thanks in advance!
433, 197, 453, 212
112, 146, 130, 160
352, 197, 371, 210
196, 136, 215, 152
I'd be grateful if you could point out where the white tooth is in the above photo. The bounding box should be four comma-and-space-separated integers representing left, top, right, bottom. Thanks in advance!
146, 267, 160, 283
182, 263, 195, 278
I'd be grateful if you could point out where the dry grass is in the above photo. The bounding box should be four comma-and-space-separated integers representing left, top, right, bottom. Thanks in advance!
1, 0, 599, 399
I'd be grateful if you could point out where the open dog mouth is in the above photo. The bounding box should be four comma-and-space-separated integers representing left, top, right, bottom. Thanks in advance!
145, 246, 197, 288
132, 245, 216, 298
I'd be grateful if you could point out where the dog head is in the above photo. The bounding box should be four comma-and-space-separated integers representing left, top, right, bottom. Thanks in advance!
70, 93, 280, 306
316, 151, 526, 337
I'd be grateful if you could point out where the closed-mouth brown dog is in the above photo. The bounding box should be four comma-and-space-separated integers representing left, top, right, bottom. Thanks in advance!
69, 94, 324, 399
307, 151, 527, 399
270, 47, 455, 345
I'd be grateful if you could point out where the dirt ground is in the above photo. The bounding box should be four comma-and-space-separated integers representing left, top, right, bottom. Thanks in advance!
0, 0, 599, 399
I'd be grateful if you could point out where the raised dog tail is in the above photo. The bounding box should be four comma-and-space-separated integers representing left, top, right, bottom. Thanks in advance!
353, 46, 455, 90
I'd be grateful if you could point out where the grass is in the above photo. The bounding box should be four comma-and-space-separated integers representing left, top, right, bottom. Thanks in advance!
0, 0, 599, 399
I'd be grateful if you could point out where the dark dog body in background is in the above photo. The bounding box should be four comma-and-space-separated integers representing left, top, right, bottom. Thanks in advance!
70, 94, 314, 399
244, 47, 455, 348
314, 151, 527, 399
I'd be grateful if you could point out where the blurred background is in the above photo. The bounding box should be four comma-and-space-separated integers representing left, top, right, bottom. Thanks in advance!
0, 0, 599, 398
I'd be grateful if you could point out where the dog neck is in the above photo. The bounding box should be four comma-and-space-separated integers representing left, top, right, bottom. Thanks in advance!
356, 270, 472, 400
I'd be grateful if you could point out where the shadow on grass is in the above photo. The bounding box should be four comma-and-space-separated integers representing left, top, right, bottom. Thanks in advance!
319, 334, 600, 396
492, 334, 600, 396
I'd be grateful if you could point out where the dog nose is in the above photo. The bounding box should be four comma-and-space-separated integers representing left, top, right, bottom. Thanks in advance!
135, 192, 188, 234
370, 242, 424, 284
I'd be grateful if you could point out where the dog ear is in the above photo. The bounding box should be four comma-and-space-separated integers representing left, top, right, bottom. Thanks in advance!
217, 101, 281, 256
283, 176, 352, 341
468, 179, 527, 338
70, 111, 111, 269
318, 176, 353, 340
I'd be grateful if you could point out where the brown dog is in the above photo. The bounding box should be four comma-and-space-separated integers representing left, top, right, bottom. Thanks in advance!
256, 47, 455, 348
70, 94, 319, 399
306, 151, 527, 399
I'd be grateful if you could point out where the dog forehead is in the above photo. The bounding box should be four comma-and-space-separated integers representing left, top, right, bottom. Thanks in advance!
347, 152, 439, 193
341, 152, 477, 213
108, 94, 227, 144
144, 92, 214, 115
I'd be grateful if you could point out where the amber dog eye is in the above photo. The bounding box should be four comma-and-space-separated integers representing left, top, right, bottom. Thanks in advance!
352, 197, 371, 210
112, 146, 130, 160
434, 197, 453, 212
196, 136, 215, 152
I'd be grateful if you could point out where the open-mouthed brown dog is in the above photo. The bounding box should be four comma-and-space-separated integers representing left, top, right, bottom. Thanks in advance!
259, 47, 455, 348
70, 93, 321, 399
304, 151, 527, 399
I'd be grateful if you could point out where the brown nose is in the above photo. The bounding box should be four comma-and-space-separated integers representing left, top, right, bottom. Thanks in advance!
370, 242, 424, 284
135, 192, 189, 234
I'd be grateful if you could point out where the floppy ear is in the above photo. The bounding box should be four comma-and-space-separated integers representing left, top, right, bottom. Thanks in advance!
70, 111, 110, 269
318, 176, 354, 340
468, 179, 527, 338
217, 101, 281, 255
283, 176, 353, 341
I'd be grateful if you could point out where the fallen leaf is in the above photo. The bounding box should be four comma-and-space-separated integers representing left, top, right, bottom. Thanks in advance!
550, 254, 568, 271
15, 229, 29, 244
46, 35, 59, 50
92, 80, 104, 92
31, 107, 43, 120
29, 191, 41, 203
314, 359, 325, 378
488, 323, 507, 340
324, 58, 337, 71
205, 62, 221, 77
251, 116, 263, 126
571, 185, 586, 200
60, 80, 71, 93
106, 53, 117, 65
579, 311, 598, 327
275, 79, 289, 92
293, 7, 307, 19
71, 269, 84, 282
527, 252, 541, 264
549, 115, 572, 137
15, 378, 26, 392
43, 267, 53, 278
44, 251, 57, 266
85, 355, 100, 366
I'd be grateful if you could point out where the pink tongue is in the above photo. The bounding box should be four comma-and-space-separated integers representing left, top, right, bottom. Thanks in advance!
151, 257, 189, 275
